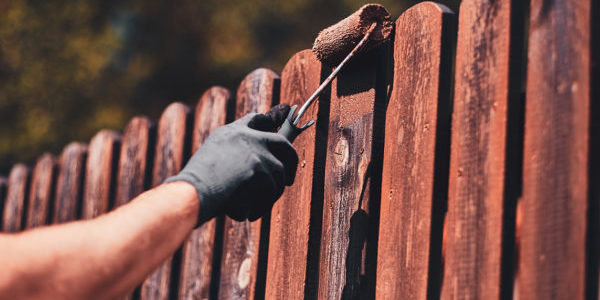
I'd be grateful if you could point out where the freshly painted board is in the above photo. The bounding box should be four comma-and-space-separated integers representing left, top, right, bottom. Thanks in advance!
317, 45, 384, 299
219, 69, 279, 300
26, 154, 56, 228
441, 0, 521, 299
265, 50, 323, 299
376, 3, 453, 300
2, 164, 30, 232
141, 102, 192, 300
115, 116, 155, 208
179, 87, 231, 300
518, 0, 591, 298
53, 143, 87, 224
82, 130, 121, 219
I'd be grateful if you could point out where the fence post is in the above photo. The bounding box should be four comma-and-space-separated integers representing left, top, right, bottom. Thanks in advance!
53, 143, 87, 224
26, 153, 57, 228
265, 50, 325, 299
218, 68, 279, 300
179, 87, 231, 299
376, 3, 454, 300
518, 0, 592, 298
2, 164, 30, 232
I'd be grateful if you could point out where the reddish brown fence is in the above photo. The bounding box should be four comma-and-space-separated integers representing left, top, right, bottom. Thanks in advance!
2, 0, 598, 299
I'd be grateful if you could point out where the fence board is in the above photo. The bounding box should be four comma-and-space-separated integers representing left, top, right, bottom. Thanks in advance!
2, 164, 30, 232
317, 45, 384, 299
26, 154, 56, 228
218, 68, 279, 300
518, 0, 591, 298
265, 50, 323, 299
141, 102, 192, 300
0, 177, 7, 229
82, 130, 120, 219
53, 143, 87, 224
179, 87, 231, 300
376, 3, 453, 300
441, 0, 518, 299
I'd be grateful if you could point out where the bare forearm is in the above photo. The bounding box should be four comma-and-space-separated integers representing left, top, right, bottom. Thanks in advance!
0, 182, 199, 300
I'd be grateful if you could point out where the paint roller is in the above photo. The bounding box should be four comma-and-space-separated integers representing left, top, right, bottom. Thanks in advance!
278, 3, 393, 142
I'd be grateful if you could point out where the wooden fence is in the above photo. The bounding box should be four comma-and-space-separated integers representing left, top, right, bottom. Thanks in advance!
1, 0, 598, 299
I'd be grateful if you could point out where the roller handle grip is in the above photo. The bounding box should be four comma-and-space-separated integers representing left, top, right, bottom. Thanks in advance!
276, 105, 314, 143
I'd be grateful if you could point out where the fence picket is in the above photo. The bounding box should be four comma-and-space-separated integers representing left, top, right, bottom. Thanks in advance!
2, 164, 30, 232
265, 50, 324, 299
178, 87, 231, 299
376, 3, 454, 299
141, 102, 192, 300
218, 68, 279, 300
517, 0, 592, 298
26, 154, 57, 228
0, 177, 7, 229
53, 143, 87, 224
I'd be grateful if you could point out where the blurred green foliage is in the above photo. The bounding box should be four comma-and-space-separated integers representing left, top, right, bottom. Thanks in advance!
0, 0, 460, 174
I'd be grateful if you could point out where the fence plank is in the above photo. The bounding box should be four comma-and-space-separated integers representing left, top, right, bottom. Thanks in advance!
82, 130, 120, 219
518, 0, 591, 298
265, 50, 323, 299
2, 164, 30, 232
115, 116, 155, 208
141, 102, 192, 300
440, 0, 520, 299
317, 44, 385, 299
0, 177, 7, 229
376, 3, 453, 300
218, 68, 279, 300
53, 143, 87, 224
179, 87, 231, 300
26, 154, 57, 228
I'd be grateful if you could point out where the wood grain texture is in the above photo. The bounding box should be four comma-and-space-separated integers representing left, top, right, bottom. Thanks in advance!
2, 164, 30, 232
53, 143, 87, 224
265, 50, 322, 299
179, 87, 231, 300
376, 3, 453, 300
518, 0, 591, 298
82, 130, 120, 219
317, 45, 383, 299
141, 102, 192, 300
0, 177, 7, 229
219, 68, 279, 300
26, 153, 57, 228
115, 116, 155, 208
441, 0, 516, 299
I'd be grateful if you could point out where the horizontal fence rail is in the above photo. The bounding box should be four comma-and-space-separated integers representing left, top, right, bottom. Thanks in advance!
1, 1, 597, 299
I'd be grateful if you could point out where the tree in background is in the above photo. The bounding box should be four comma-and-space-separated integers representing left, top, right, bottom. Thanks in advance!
0, 0, 459, 174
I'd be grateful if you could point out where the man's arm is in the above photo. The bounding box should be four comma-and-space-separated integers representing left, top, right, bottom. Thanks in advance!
0, 181, 198, 299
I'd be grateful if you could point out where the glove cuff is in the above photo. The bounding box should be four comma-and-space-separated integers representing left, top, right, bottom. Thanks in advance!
164, 173, 224, 226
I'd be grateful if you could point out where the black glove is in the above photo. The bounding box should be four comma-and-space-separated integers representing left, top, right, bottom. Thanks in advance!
165, 104, 298, 224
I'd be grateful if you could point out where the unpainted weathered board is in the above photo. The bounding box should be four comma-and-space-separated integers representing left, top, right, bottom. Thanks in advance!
115, 116, 155, 208
26, 154, 57, 228
141, 102, 192, 300
376, 3, 453, 300
218, 68, 279, 300
517, 0, 591, 298
179, 87, 231, 300
2, 164, 30, 232
82, 130, 121, 219
441, 0, 519, 299
265, 50, 323, 299
317, 43, 384, 299
53, 143, 87, 224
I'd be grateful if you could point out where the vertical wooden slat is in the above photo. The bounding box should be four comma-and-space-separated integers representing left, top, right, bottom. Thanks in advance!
53, 143, 87, 224
317, 45, 384, 299
178, 87, 231, 300
376, 3, 453, 300
518, 0, 591, 298
26, 153, 57, 228
115, 116, 155, 208
265, 50, 323, 299
2, 164, 30, 232
82, 130, 120, 219
441, 0, 521, 299
141, 102, 191, 300
0, 177, 7, 229
218, 68, 279, 300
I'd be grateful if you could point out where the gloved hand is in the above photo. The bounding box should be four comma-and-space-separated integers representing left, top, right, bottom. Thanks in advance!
165, 104, 298, 224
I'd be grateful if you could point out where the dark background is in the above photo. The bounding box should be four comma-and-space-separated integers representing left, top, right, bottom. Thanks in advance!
0, 0, 461, 174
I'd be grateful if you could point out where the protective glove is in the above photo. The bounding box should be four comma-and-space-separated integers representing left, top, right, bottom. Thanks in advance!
165, 104, 298, 225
